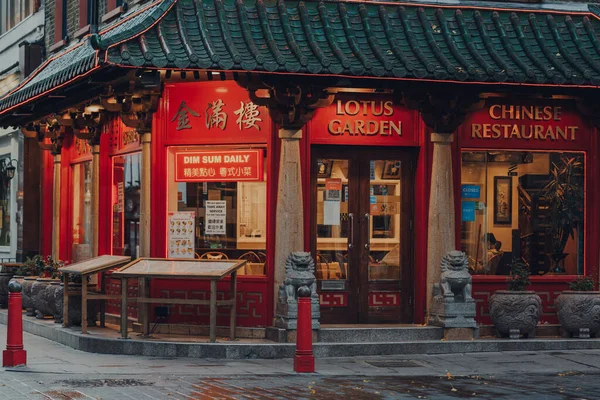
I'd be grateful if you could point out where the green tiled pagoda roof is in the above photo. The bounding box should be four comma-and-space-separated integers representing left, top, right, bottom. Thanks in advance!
99, 0, 600, 85
4, 0, 600, 116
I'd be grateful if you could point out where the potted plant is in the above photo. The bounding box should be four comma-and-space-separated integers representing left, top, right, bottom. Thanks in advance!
489, 258, 542, 339
555, 275, 600, 338
541, 155, 584, 273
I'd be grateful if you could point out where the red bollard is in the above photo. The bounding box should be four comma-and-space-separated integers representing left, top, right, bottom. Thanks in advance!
294, 286, 315, 373
3, 280, 26, 367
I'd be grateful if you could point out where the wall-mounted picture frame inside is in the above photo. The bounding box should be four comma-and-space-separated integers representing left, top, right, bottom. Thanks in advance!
382, 160, 401, 179
493, 176, 512, 225
317, 159, 333, 178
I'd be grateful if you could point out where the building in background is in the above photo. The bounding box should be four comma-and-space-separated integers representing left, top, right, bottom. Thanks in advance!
0, 0, 43, 261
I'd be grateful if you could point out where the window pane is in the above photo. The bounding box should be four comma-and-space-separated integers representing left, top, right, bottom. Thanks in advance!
461, 151, 585, 276
72, 162, 92, 262
168, 147, 267, 276
111, 153, 141, 259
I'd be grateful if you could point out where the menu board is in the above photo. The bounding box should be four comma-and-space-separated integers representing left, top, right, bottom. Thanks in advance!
168, 211, 196, 259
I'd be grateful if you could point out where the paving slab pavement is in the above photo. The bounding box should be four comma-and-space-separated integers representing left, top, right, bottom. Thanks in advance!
2, 324, 600, 398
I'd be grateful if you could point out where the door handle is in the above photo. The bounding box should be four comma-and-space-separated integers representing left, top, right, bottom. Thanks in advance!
348, 213, 354, 250
364, 213, 370, 251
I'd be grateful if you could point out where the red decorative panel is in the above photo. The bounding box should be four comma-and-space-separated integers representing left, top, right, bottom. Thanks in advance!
104, 276, 139, 319
369, 292, 400, 307
472, 276, 574, 325
319, 292, 347, 307
148, 278, 268, 327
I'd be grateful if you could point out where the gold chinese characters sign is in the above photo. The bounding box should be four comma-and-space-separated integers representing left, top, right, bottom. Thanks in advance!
165, 82, 270, 145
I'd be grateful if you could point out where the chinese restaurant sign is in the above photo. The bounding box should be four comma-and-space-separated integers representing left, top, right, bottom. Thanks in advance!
175, 149, 264, 182
309, 94, 419, 146
460, 101, 591, 150
165, 81, 270, 144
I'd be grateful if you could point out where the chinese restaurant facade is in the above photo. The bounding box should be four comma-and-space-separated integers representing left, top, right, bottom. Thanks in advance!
1, 0, 600, 333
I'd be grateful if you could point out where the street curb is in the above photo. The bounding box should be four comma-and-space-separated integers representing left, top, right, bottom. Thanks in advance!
3, 312, 600, 359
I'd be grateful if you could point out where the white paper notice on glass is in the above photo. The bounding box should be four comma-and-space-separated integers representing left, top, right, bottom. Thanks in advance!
323, 200, 341, 226
168, 211, 196, 259
205, 200, 227, 235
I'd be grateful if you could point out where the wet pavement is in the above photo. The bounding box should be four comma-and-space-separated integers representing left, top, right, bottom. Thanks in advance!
1, 371, 599, 399
1, 324, 600, 398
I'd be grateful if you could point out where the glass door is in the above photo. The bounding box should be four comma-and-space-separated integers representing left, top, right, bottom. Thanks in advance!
313, 147, 414, 324
313, 155, 359, 323
359, 157, 412, 323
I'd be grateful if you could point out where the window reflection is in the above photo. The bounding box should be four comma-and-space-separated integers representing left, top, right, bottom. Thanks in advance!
112, 153, 141, 259
461, 151, 584, 275
72, 162, 92, 262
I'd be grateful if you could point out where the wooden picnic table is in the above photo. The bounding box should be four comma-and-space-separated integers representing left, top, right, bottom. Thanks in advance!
58, 255, 131, 334
112, 258, 246, 343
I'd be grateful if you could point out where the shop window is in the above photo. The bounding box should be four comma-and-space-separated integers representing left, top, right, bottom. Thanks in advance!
461, 151, 585, 276
0, 0, 34, 36
167, 147, 267, 276
72, 161, 92, 262
111, 153, 141, 259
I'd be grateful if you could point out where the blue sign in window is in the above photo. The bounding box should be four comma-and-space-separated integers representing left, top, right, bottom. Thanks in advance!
462, 202, 476, 222
462, 184, 481, 199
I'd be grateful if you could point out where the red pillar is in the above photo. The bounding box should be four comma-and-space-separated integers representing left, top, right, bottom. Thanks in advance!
294, 286, 314, 373
3, 281, 26, 367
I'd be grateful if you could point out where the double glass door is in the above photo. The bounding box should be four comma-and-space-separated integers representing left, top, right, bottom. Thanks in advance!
312, 147, 414, 324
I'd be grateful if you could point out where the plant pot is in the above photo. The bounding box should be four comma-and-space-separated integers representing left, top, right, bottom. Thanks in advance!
555, 291, 600, 338
21, 277, 38, 316
32, 278, 53, 319
53, 283, 97, 327
489, 290, 542, 339
0, 271, 15, 308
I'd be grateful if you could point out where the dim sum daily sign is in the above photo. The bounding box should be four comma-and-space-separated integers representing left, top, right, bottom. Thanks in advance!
175, 149, 264, 182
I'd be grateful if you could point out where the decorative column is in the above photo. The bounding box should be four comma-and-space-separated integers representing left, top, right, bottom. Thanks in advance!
245, 81, 332, 332
426, 133, 455, 308
404, 90, 481, 320
51, 152, 61, 260
274, 128, 304, 303
139, 132, 151, 258
91, 141, 100, 258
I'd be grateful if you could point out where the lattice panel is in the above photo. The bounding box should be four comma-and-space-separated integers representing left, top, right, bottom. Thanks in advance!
319, 292, 347, 307
104, 277, 139, 319
148, 279, 268, 327
369, 292, 400, 307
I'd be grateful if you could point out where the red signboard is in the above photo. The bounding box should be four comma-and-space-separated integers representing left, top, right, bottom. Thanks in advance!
309, 94, 419, 146
459, 100, 591, 150
175, 149, 263, 182
165, 81, 270, 145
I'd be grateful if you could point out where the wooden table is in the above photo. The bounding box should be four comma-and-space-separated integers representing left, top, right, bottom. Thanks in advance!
58, 255, 131, 334
112, 258, 246, 343
0, 262, 23, 271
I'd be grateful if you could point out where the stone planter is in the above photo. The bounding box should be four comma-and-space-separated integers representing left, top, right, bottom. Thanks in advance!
21, 277, 38, 316
32, 278, 53, 319
489, 290, 541, 339
555, 291, 600, 338
0, 272, 15, 308
53, 283, 97, 327
34, 279, 61, 320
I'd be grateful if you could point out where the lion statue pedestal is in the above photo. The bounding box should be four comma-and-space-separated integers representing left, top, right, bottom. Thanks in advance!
274, 252, 320, 330
429, 251, 477, 335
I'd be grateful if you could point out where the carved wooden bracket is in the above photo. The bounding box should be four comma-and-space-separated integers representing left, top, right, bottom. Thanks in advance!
242, 78, 333, 129
404, 90, 483, 133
